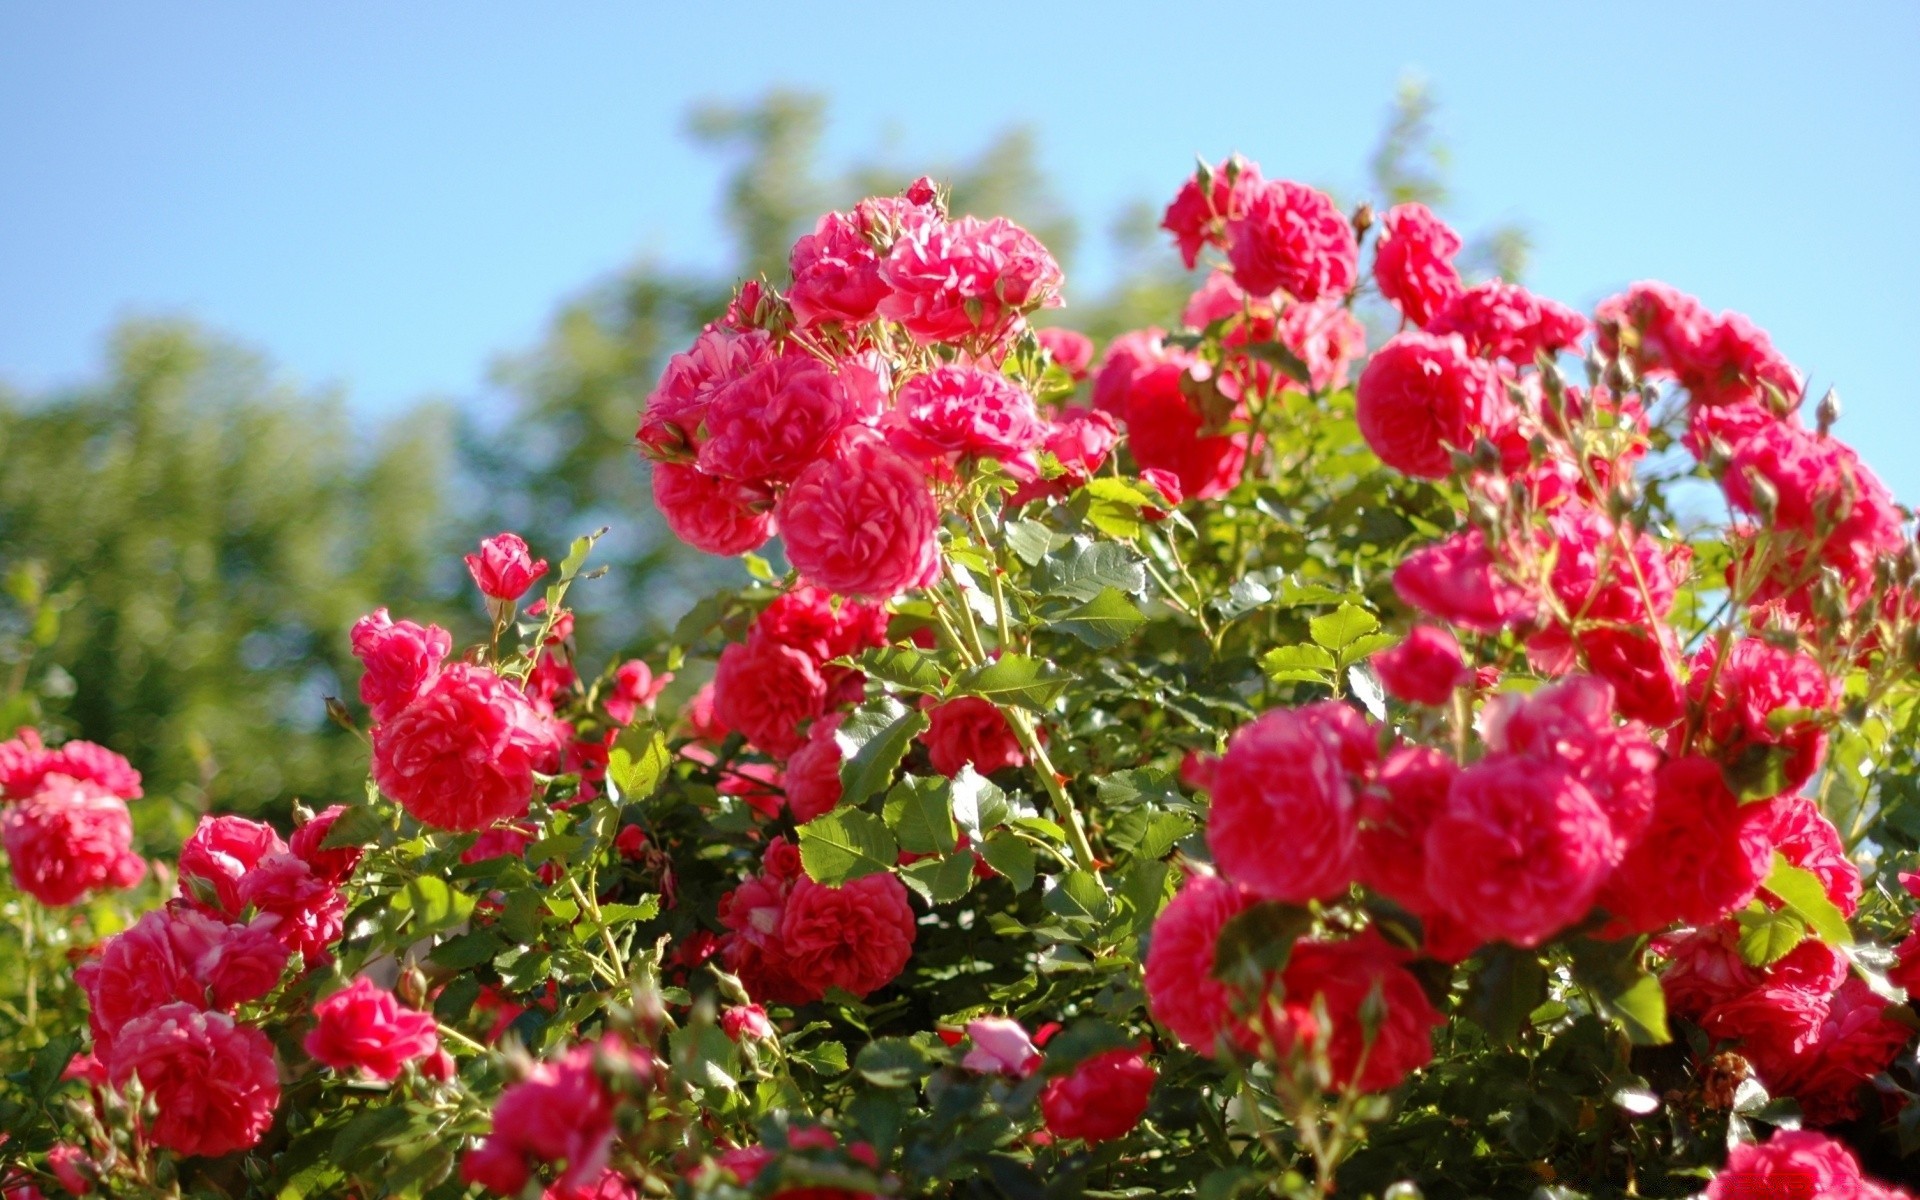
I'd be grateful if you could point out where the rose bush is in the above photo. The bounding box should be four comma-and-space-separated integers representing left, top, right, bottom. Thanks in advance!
4, 163, 1920, 1200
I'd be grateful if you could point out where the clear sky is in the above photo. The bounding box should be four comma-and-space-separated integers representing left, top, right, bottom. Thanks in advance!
3, 2, 1917, 493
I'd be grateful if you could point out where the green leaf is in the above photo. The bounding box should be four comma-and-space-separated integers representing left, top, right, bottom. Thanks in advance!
1004, 518, 1055, 567
978, 831, 1036, 891
1210, 901, 1312, 994
1722, 743, 1794, 801
835, 699, 932, 808
399, 876, 474, 940
901, 852, 977, 904
1570, 937, 1671, 1045
598, 897, 661, 925
858, 646, 948, 695
318, 803, 388, 851
608, 730, 672, 802
1309, 603, 1380, 653
1214, 576, 1274, 622
949, 766, 1009, 835
1238, 338, 1313, 385
1043, 869, 1111, 923
957, 654, 1069, 711
1261, 643, 1336, 685
427, 929, 506, 971
797, 809, 899, 885
1051, 586, 1147, 649
1736, 903, 1807, 966
855, 1037, 931, 1088
1135, 812, 1194, 861
1337, 631, 1401, 669
1464, 944, 1549, 1046
883, 776, 957, 855
1764, 854, 1854, 946
1034, 538, 1146, 602
792, 1041, 849, 1075
1605, 972, 1672, 1046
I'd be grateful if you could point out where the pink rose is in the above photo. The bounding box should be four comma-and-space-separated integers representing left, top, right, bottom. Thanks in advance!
1, 777, 144, 906
1705, 1130, 1869, 1200
0, 729, 143, 802
1037, 327, 1094, 379
371, 663, 562, 832
1161, 156, 1262, 268
463, 1038, 652, 1197
1426, 280, 1587, 364
751, 584, 889, 666
1393, 530, 1535, 634
1224, 179, 1357, 302
1207, 708, 1358, 903
891, 364, 1043, 462
779, 873, 917, 1000
1371, 203, 1463, 326
711, 637, 828, 759
75, 906, 289, 1051
350, 608, 452, 723
637, 327, 770, 460
1371, 626, 1470, 706
305, 977, 439, 1081
1690, 637, 1833, 795
1277, 932, 1444, 1092
1356, 746, 1460, 921
1356, 331, 1506, 479
777, 433, 938, 599
1122, 360, 1248, 501
787, 209, 889, 328
699, 353, 880, 485
1041, 1048, 1156, 1144
720, 1004, 774, 1042
1144, 872, 1257, 1054
878, 214, 1063, 345
1766, 795, 1862, 918
1478, 675, 1662, 855
240, 852, 346, 965
650, 461, 775, 557
921, 696, 1025, 778
179, 814, 287, 918
1424, 754, 1615, 947
464, 532, 548, 602
783, 713, 845, 823
961, 1016, 1041, 1077
288, 804, 364, 885
1597, 757, 1774, 935
604, 660, 671, 726
106, 1002, 280, 1158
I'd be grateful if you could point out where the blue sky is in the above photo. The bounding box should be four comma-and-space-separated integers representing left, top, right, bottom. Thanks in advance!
3, 3, 1917, 493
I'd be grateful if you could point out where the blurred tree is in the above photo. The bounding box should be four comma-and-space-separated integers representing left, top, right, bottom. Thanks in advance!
0, 321, 459, 827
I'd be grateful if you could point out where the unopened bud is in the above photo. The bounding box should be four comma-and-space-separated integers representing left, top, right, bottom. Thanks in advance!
397, 963, 429, 1009
1471, 438, 1502, 474
1703, 437, 1735, 479
1584, 349, 1607, 391
1449, 447, 1476, 477
1603, 355, 1632, 395
1528, 433, 1551, 463
1817, 387, 1842, 435
1351, 202, 1375, 236
1744, 472, 1779, 524
324, 696, 359, 735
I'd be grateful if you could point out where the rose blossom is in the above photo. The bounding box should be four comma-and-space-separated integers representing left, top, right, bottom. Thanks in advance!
1207, 708, 1358, 903
1705, 1130, 1878, 1200
778, 873, 917, 1000
1161, 156, 1262, 268
371, 663, 562, 832
1690, 637, 1832, 794
0, 728, 142, 801
637, 327, 770, 459
603, 660, 671, 726
350, 608, 452, 723
75, 906, 290, 1049
462, 1038, 652, 1197
710, 637, 829, 759
878, 214, 1063, 344
1037, 327, 1094, 379
921, 696, 1025, 778
1597, 756, 1775, 934
1121, 359, 1248, 501
288, 804, 364, 885
1276, 932, 1443, 1092
720, 1004, 774, 1042
1040, 1048, 1156, 1144
777, 432, 939, 598
305, 977, 439, 1081
1766, 795, 1862, 918
1371, 626, 1470, 706
464, 532, 548, 602
1371, 202, 1463, 326
891, 364, 1043, 461
1144, 872, 1257, 1054
178, 814, 287, 918
240, 853, 347, 965
1478, 676, 1662, 857
1393, 530, 1536, 633
699, 353, 880, 485
716, 1126, 879, 1200
1356, 746, 1460, 919
650, 461, 775, 557
783, 713, 844, 822
962, 1017, 1041, 1077
106, 1002, 281, 1158
751, 584, 889, 666
787, 209, 889, 328
1424, 754, 1615, 947
2, 777, 145, 906
1426, 279, 1588, 365
1224, 179, 1357, 302
1356, 331, 1507, 479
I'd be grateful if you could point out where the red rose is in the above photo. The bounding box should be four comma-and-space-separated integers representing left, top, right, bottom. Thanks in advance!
371, 664, 562, 832
1207, 708, 1358, 903
1479, 675, 1661, 856
1144, 872, 1257, 1055
777, 432, 939, 599
699, 353, 880, 485
711, 637, 829, 759
1122, 360, 1248, 501
788, 210, 889, 328
289, 804, 364, 885
1040, 1047, 1156, 1144
1224, 179, 1356, 302
464, 532, 548, 602
1356, 746, 1459, 919
1277, 932, 1443, 1092
921, 696, 1025, 778
1371, 626, 1470, 706
463, 1038, 651, 1198
783, 713, 844, 823
1, 777, 144, 906
350, 608, 452, 723
638, 327, 770, 460
878, 214, 1063, 345
0, 729, 142, 802
240, 852, 346, 965
106, 1003, 280, 1158
1037, 327, 1094, 380
891, 364, 1043, 462
778, 873, 917, 1000
178, 814, 287, 918
650, 461, 775, 558
1356, 331, 1506, 480
1691, 638, 1833, 795
1597, 757, 1774, 935
1371, 202, 1463, 326
1705, 1130, 1870, 1200
720, 1004, 774, 1042
1161, 157, 1262, 268
1425, 279, 1587, 364
1765, 795, 1862, 918
1393, 530, 1536, 633
305, 977, 439, 1081
1424, 753, 1614, 947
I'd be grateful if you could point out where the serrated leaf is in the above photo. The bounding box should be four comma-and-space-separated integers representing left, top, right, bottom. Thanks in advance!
1604, 973, 1672, 1046
318, 803, 387, 851
400, 876, 474, 940
792, 1041, 848, 1075
1309, 603, 1379, 652
901, 852, 977, 904
1764, 854, 1853, 946
855, 1037, 930, 1088
1736, 904, 1806, 966
858, 646, 948, 695
979, 831, 1036, 891
1034, 538, 1146, 601
957, 654, 1070, 711
883, 776, 956, 855
428, 929, 506, 971
1338, 631, 1400, 668
1261, 644, 1336, 684
1214, 576, 1274, 621
950, 766, 1009, 835
1052, 586, 1148, 649
598, 897, 660, 925
1043, 869, 1111, 923
797, 809, 899, 885
1005, 518, 1055, 566
835, 699, 932, 808
608, 730, 672, 802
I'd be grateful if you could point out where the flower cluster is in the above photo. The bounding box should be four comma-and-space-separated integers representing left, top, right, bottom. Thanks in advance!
0, 730, 145, 907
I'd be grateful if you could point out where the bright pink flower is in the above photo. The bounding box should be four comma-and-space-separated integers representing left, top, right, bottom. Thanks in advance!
240, 853, 346, 965
778, 873, 917, 1000
1597, 757, 1774, 934
1122, 360, 1248, 500
962, 1017, 1041, 1077
650, 461, 775, 557
45, 1145, 89, 1195
1162, 157, 1262, 268
1037, 327, 1094, 380
1277, 932, 1443, 1092
613, 824, 647, 860
0, 730, 143, 802
1139, 467, 1184, 518
1207, 708, 1358, 903
463, 1038, 652, 1197
751, 584, 890, 667
1371, 626, 1469, 706
1182, 272, 1366, 398
921, 697, 1025, 778
784, 713, 845, 823
1356, 331, 1507, 479
1479, 675, 1662, 856
1690, 637, 1833, 795
371, 663, 562, 832
637, 327, 771, 460
465, 532, 548, 602
1766, 795, 1862, 918
788, 210, 890, 328
1371, 203, 1463, 326
1090, 328, 1170, 417
1597, 282, 1802, 408
1144, 872, 1257, 1054
75, 906, 289, 1050
350, 608, 452, 724
1224, 179, 1356, 302
711, 637, 828, 759
106, 1002, 280, 1158
699, 353, 881, 485
1041, 1048, 1156, 1144
1424, 754, 1615, 947
878, 215, 1063, 344
305, 977, 439, 1081
777, 433, 939, 599
892, 364, 1043, 461
720, 1004, 774, 1042
716, 1126, 879, 1200
288, 804, 364, 885
2, 777, 144, 906
718, 857, 810, 1005
1393, 530, 1535, 633
1426, 280, 1587, 364
1705, 1130, 1871, 1200
1658, 923, 1763, 1021
178, 814, 287, 918
1765, 976, 1911, 1126
1356, 746, 1459, 919
604, 660, 671, 726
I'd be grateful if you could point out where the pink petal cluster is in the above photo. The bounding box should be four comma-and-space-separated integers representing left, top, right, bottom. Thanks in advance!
462, 1036, 653, 1197
1355, 331, 1508, 479
1039, 1047, 1156, 1144
465, 531, 548, 601
304, 977, 439, 1080
1224, 179, 1357, 303
1, 775, 145, 906
106, 1003, 280, 1158
716, 838, 917, 1006
1371, 202, 1463, 326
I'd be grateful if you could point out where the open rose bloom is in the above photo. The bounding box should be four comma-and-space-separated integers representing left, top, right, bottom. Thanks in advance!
11, 155, 1920, 1200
